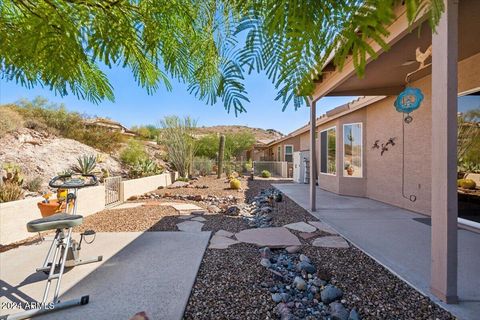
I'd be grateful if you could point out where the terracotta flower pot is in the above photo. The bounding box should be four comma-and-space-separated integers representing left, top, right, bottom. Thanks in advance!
37, 200, 74, 217
347, 168, 354, 176
37, 200, 62, 217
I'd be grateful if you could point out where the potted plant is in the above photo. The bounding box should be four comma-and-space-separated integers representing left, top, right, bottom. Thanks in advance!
345, 162, 354, 176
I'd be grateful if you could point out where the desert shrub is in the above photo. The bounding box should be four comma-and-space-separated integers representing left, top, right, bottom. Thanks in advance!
0, 107, 23, 137
230, 178, 241, 190
159, 116, 197, 178
131, 125, 160, 141
25, 177, 43, 192
72, 154, 98, 175
458, 178, 477, 189
79, 128, 125, 153
129, 159, 163, 178
192, 157, 213, 176
0, 183, 24, 202
261, 170, 271, 178
176, 176, 189, 182
244, 160, 253, 172
120, 140, 148, 166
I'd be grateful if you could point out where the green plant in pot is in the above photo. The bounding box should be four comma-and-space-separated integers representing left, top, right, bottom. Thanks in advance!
344, 161, 354, 176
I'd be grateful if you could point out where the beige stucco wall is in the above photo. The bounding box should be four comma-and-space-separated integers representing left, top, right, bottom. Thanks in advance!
267, 135, 302, 162
121, 172, 176, 201
365, 52, 480, 215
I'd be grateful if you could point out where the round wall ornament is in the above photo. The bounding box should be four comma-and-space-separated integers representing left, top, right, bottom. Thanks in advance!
394, 87, 424, 114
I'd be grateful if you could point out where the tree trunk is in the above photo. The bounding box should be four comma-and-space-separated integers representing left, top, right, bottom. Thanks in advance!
217, 135, 225, 178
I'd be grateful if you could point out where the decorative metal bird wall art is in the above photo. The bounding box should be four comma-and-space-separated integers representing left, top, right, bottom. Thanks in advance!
372, 137, 397, 156
415, 45, 432, 69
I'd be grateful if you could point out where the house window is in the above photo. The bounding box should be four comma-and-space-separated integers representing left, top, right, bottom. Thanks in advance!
320, 127, 336, 175
343, 123, 363, 177
277, 146, 281, 161
284, 145, 293, 162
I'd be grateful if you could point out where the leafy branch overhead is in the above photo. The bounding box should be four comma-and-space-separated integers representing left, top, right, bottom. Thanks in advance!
0, 0, 444, 113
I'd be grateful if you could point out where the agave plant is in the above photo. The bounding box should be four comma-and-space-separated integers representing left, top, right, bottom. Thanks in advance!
72, 154, 98, 175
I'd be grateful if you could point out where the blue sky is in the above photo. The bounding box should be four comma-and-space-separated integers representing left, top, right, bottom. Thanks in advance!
0, 66, 355, 135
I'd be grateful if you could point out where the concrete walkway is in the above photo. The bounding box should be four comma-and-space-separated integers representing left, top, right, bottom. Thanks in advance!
1, 231, 210, 320
273, 183, 480, 320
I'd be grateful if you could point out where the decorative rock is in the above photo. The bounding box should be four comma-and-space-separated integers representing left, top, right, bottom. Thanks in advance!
297, 261, 316, 274
349, 308, 361, 320
176, 221, 204, 232
312, 278, 326, 287
299, 254, 310, 263
259, 247, 272, 259
215, 230, 234, 238
168, 181, 189, 188
207, 205, 221, 213
285, 246, 301, 253
260, 258, 272, 268
272, 293, 282, 303
321, 285, 343, 304
308, 221, 339, 235
284, 222, 317, 233
275, 303, 293, 320
224, 205, 241, 216
312, 236, 349, 248
329, 302, 349, 320
293, 276, 307, 291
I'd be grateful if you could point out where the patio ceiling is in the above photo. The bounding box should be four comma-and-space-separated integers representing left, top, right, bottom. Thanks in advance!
324, 0, 480, 97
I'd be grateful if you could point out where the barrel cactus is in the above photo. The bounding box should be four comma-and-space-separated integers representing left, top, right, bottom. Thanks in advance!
230, 178, 241, 190
457, 178, 476, 190
261, 170, 271, 178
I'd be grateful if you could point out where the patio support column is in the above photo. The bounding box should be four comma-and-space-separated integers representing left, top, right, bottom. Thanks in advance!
309, 99, 317, 211
430, 0, 458, 304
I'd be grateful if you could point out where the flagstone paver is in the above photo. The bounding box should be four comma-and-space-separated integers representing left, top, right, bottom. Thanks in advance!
160, 202, 204, 212
311, 236, 349, 248
178, 215, 195, 220
176, 221, 204, 232
215, 230, 235, 238
208, 235, 241, 249
298, 232, 318, 240
192, 216, 206, 222
235, 227, 301, 248
111, 202, 145, 210
308, 221, 338, 235
284, 222, 317, 233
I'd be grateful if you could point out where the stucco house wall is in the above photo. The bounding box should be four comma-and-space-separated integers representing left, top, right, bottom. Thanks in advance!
267, 135, 301, 162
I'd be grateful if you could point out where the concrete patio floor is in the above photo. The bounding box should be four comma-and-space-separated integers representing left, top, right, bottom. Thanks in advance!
1, 231, 210, 320
273, 183, 480, 320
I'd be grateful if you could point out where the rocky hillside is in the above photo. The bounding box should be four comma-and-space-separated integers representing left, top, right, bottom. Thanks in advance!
0, 128, 124, 188
194, 125, 283, 141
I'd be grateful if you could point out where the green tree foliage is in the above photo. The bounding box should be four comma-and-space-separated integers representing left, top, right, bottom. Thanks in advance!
196, 132, 256, 160
1, 1, 444, 113
131, 125, 160, 141
120, 140, 148, 166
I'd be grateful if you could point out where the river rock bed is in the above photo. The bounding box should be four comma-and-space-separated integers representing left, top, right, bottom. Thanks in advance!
259, 247, 358, 320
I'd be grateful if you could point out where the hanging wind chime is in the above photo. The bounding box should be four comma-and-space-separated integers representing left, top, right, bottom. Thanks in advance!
393, 45, 430, 202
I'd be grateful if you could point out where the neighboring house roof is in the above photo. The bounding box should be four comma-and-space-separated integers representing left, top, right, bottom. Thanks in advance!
84, 118, 137, 136
266, 95, 386, 147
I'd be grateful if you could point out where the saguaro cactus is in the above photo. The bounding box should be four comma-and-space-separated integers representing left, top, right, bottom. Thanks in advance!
217, 135, 225, 178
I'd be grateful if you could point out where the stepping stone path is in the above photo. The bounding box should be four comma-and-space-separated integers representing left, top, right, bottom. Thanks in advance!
298, 232, 318, 240
215, 230, 235, 238
191, 216, 206, 222
311, 236, 349, 248
308, 221, 338, 235
208, 235, 240, 249
160, 202, 204, 212
284, 222, 317, 233
111, 202, 145, 210
235, 227, 301, 248
178, 215, 195, 220
176, 221, 204, 232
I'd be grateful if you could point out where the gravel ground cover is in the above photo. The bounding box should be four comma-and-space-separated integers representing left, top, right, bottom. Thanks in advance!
2, 175, 455, 319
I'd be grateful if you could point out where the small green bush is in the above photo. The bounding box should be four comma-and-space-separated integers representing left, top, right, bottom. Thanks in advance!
261, 170, 271, 178
243, 160, 253, 172
0, 107, 23, 137
79, 128, 125, 153
458, 178, 477, 189
25, 177, 43, 192
193, 157, 214, 176
176, 176, 189, 182
120, 140, 148, 166
0, 182, 24, 202
129, 159, 163, 178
